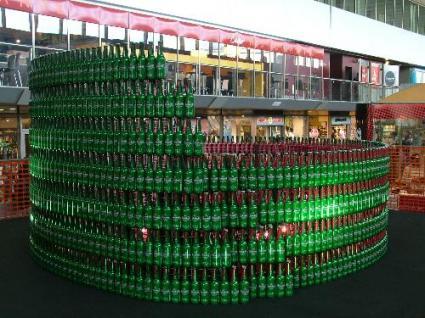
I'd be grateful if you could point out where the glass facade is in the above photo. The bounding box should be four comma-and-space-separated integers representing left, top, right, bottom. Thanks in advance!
0, 3, 403, 104
316, 0, 425, 34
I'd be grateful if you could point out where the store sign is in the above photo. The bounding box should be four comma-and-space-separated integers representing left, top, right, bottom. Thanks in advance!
383, 65, 399, 86
256, 117, 284, 126
370, 62, 382, 85
331, 116, 351, 125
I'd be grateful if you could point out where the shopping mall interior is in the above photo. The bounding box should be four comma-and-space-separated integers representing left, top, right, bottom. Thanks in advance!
0, 0, 424, 317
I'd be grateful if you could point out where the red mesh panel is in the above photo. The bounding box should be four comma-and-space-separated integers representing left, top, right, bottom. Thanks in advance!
0, 160, 30, 220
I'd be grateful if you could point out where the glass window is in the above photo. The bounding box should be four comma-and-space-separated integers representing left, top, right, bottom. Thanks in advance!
377, 0, 386, 21
238, 47, 250, 61
394, 0, 403, 27
161, 34, 177, 61
177, 63, 196, 88
129, 29, 145, 43
356, 0, 367, 15
271, 52, 283, 73
285, 55, 297, 75
238, 69, 254, 96
220, 68, 236, 96
366, 0, 377, 19
0, 43, 31, 87
0, 9, 32, 46
35, 15, 67, 50
312, 58, 322, 76
419, 6, 425, 35
101, 26, 126, 45
69, 21, 99, 49
386, 0, 395, 25
199, 40, 219, 66
270, 73, 283, 98
254, 71, 268, 97
200, 65, 218, 95
219, 44, 237, 68
345, 0, 356, 12
332, 0, 344, 8
403, 1, 418, 32
179, 37, 197, 63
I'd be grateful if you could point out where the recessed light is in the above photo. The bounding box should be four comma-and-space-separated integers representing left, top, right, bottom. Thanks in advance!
6, 119, 10, 122
16, 39, 21, 44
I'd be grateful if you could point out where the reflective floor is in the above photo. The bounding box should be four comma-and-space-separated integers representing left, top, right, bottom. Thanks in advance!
0, 211, 424, 318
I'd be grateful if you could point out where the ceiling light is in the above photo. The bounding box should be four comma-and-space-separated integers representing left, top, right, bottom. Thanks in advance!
6, 119, 10, 122
16, 39, 21, 44
9, 107, 16, 111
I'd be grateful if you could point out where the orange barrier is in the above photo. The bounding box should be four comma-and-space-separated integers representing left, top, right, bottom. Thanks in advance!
0, 160, 30, 220
388, 146, 425, 213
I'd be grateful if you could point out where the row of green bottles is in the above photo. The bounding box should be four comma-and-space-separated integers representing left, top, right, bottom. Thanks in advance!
30, 119, 204, 155
30, 229, 387, 302
30, 176, 389, 228
30, 153, 389, 194
30, 42, 166, 88
30, 82, 195, 119
32, 204, 387, 261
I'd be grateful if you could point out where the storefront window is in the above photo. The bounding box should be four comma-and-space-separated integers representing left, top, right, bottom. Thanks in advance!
102, 25, 126, 45
0, 116, 19, 159
223, 116, 254, 139
178, 63, 196, 90
0, 43, 31, 86
373, 119, 425, 146
0, 9, 32, 46
200, 65, 218, 95
162, 34, 177, 61
129, 29, 145, 44
270, 73, 283, 98
219, 43, 237, 68
220, 68, 236, 96
35, 15, 67, 50
69, 20, 99, 49
179, 37, 198, 63
284, 116, 307, 138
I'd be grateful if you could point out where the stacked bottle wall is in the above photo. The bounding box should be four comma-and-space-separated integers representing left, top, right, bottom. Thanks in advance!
28, 44, 390, 304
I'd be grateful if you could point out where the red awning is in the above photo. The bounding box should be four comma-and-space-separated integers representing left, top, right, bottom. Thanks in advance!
33, 0, 68, 19
129, 12, 155, 32
69, 1, 100, 24
179, 21, 201, 40
100, 6, 128, 29
155, 17, 179, 36
0, 0, 32, 12
219, 29, 237, 45
255, 36, 271, 51
198, 25, 220, 43
5, 0, 325, 59
271, 39, 285, 53
238, 33, 255, 49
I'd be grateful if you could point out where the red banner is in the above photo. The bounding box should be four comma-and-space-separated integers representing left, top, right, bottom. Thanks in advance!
361, 65, 369, 83
155, 17, 179, 36
370, 62, 382, 85
33, 0, 68, 18
0, 0, 32, 12
179, 21, 201, 40
69, 1, 100, 24
5, 0, 324, 59
129, 12, 155, 32
100, 6, 128, 29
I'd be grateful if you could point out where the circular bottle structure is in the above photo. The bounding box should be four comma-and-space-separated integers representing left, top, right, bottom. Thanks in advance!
29, 45, 390, 304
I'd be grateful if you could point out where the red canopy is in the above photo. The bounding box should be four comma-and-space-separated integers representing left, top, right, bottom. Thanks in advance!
33, 0, 68, 19
100, 6, 128, 29
5, 0, 325, 59
69, 1, 100, 24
